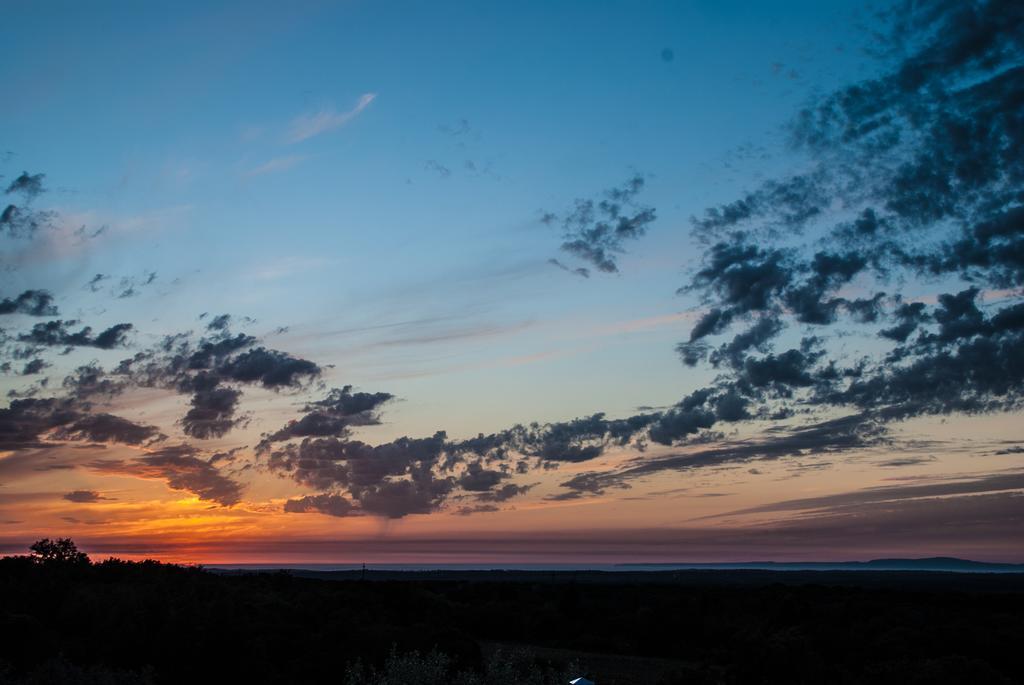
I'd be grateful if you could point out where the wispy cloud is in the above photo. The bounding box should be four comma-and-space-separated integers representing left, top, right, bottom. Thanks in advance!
244, 154, 308, 177
249, 255, 333, 281
286, 93, 377, 143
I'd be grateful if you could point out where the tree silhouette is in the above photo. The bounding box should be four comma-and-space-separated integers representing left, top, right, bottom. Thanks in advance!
29, 537, 90, 566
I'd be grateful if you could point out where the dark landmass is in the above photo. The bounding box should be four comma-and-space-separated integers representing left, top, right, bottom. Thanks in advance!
3, 552, 1024, 684
246, 567, 1024, 593
209, 556, 1024, 575
616, 557, 1024, 573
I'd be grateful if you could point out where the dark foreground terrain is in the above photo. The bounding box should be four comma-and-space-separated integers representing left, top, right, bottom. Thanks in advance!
1, 556, 1023, 684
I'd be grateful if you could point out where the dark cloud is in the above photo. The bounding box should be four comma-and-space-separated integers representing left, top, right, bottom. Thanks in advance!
181, 385, 243, 439
549, 471, 625, 501
20, 358, 48, 375
454, 503, 500, 516
692, 172, 829, 239
662, 0, 1024, 440
880, 301, 929, 342
19, 320, 133, 349
63, 490, 109, 503
875, 455, 937, 467
0, 290, 58, 316
0, 398, 78, 451
216, 347, 320, 388
52, 413, 162, 445
262, 411, 552, 517
356, 475, 454, 519
0, 203, 55, 238
5, 172, 45, 198
62, 363, 125, 399
1, 171, 54, 238
454, 412, 662, 463
185, 333, 259, 371
475, 482, 534, 503
0, 398, 157, 451
86, 274, 109, 292
284, 493, 356, 517
554, 414, 884, 500
115, 272, 157, 299
456, 460, 508, 492
108, 323, 321, 440
208, 446, 244, 465
548, 258, 591, 279
206, 314, 232, 331
307, 385, 394, 417
87, 444, 243, 506
543, 174, 656, 274
647, 385, 762, 446
258, 385, 394, 447
266, 431, 452, 518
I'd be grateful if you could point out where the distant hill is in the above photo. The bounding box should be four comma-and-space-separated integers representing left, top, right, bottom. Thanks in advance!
617, 557, 1024, 573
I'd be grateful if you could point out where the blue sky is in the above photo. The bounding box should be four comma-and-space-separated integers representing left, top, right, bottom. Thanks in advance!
0, 0, 873, 435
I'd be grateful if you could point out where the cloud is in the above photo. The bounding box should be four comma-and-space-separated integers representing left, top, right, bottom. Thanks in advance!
283, 492, 357, 517
61, 363, 126, 399
0, 290, 58, 316
424, 160, 451, 178
454, 503, 500, 516
548, 258, 590, 278
216, 347, 321, 388
86, 273, 109, 292
5, 172, 46, 198
711, 470, 1024, 519
551, 413, 884, 500
18, 320, 133, 349
651, 0, 1024, 443
456, 460, 508, 492
0, 316, 325, 471
1, 170, 54, 238
356, 475, 454, 519
543, 174, 656, 274
114, 272, 157, 299
63, 490, 110, 503
181, 385, 243, 439
87, 444, 243, 506
93, 320, 320, 444
475, 482, 534, 502
244, 155, 307, 177
265, 431, 455, 518
286, 93, 377, 143
258, 385, 394, 447
52, 413, 163, 445
0, 398, 159, 451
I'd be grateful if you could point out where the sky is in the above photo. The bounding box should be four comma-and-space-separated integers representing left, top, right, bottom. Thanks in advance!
1, 0, 1022, 564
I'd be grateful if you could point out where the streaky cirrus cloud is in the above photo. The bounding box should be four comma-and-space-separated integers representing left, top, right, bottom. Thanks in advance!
243, 154, 308, 177
286, 93, 377, 143
704, 470, 1024, 519
63, 490, 111, 503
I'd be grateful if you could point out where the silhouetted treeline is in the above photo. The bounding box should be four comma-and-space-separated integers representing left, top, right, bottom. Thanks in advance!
1, 551, 1023, 684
